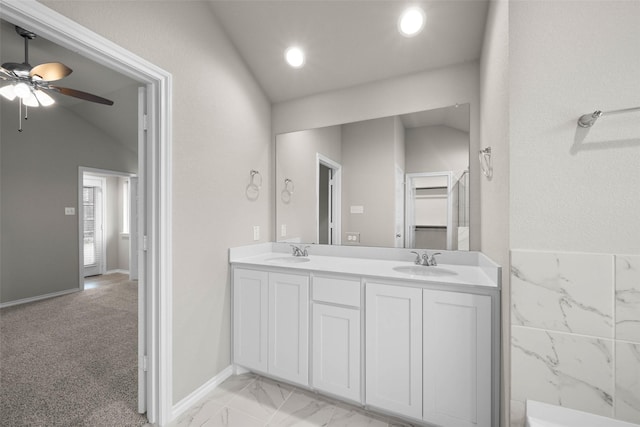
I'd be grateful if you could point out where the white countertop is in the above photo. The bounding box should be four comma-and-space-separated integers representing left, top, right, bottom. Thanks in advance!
230, 249, 499, 289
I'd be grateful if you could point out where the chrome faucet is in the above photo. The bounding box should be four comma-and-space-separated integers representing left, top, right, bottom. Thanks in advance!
410, 251, 441, 266
290, 245, 309, 257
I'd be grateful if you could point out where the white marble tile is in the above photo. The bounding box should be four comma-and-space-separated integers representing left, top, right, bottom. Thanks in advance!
511, 250, 614, 338
615, 255, 640, 343
226, 376, 294, 420
511, 326, 614, 417
206, 373, 258, 405
267, 390, 336, 427
200, 406, 265, 427
510, 400, 525, 427
615, 341, 640, 424
170, 398, 225, 427
327, 403, 388, 427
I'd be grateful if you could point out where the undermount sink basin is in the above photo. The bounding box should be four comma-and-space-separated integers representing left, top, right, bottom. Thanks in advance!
266, 256, 310, 264
392, 265, 457, 277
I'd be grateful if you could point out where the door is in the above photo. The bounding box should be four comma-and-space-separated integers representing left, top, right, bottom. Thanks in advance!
233, 268, 269, 372
318, 164, 331, 244
82, 176, 105, 277
129, 177, 139, 281
423, 290, 492, 427
136, 86, 149, 415
365, 282, 422, 419
268, 272, 309, 385
312, 303, 360, 402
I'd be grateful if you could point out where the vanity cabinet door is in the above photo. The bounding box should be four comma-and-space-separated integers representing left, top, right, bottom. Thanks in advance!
268, 272, 309, 386
312, 303, 360, 402
233, 268, 268, 373
422, 290, 492, 427
365, 282, 422, 419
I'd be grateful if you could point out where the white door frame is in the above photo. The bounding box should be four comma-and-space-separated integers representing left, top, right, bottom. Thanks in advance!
1, 1, 174, 424
316, 153, 342, 245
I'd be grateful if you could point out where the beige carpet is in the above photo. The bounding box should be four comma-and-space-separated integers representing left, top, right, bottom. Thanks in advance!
0, 273, 148, 426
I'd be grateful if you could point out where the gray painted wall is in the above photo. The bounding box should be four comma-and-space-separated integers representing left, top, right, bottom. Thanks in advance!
0, 101, 137, 303
478, 2, 509, 425
405, 125, 469, 175
341, 116, 398, 247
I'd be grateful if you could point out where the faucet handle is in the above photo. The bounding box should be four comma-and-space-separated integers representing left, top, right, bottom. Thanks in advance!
410, 251, 421, 264
427, 252, 442, 266
302, 245, 310, 257
290, 244, 300, 256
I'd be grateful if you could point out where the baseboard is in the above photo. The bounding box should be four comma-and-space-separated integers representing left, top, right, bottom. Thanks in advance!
105, 269, 130, 275
0, 288, 81, 309
170, 365, 234, 422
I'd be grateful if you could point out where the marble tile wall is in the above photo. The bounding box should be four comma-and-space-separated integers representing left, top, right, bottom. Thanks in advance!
511, 250, 640, 426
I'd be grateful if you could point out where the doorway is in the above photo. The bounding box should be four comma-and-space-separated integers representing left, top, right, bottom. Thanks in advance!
405, 171, 453, 250
2, 2, 172, 424
80, 169, 137, 283
317, 154, 341, 245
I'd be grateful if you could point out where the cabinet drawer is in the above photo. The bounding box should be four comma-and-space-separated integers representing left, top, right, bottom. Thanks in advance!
312, 276, 361, 308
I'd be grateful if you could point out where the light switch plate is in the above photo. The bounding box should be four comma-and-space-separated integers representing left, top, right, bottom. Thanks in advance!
281, 224, 287, 237
65, 207, 75, 215
253, 225, 260, 241
350, 205, 364, 214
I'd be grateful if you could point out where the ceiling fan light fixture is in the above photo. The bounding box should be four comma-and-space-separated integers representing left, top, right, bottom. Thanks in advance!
13, 82, 31, 99
22, 90, 40, 107
0, 84, 17, 101
285, 46, 305, 68
34, 89, 55, 106
398, 7, 426, 37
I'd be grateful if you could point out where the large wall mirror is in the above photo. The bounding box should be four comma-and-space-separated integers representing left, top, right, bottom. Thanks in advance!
276, 103, 472, 250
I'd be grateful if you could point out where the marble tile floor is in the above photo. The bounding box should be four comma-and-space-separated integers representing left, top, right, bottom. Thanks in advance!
169, 373, 418, 427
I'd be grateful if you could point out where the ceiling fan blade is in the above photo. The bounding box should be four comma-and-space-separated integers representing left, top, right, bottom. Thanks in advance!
30, 62, 72, 81
0, 67, 16, 80
49, 85, 114, 106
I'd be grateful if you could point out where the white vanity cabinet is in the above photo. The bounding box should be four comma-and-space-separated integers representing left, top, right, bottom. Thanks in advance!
365, 282, 423, 419
422, 290, 491, 427
268, 272, 309, 385
311, 275, 361, 402
232, 268, 268, 372
232, 268, 309, 386
365, 281, 492, 427
230, 246, 500, 427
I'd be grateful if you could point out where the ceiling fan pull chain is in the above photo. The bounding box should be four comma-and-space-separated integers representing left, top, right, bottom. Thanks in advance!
18, 98, 23, 132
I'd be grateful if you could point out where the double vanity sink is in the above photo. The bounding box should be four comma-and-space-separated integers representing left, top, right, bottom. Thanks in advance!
266, 255, 457, 277
229, 242, 501, 427
242, 245, 499, 289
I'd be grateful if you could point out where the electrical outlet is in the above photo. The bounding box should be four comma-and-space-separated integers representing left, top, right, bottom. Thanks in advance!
281, 224, 287, 237
64, 207, 75, 215
345, 232, 360, 244
253, 225, 260, 241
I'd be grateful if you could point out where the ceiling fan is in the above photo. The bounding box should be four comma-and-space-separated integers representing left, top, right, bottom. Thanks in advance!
0, 25, 114, 108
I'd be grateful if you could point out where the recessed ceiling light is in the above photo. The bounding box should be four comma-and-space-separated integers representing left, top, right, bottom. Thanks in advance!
285, 46, 305, 68
398, 7, 426, 37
